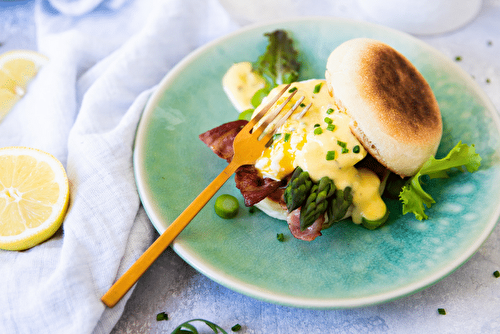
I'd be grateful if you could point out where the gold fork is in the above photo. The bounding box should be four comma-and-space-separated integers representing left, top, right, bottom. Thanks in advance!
101, 83, 299, 307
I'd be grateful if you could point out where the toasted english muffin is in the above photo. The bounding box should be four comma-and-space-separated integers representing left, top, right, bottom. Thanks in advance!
325, 38, 442, 177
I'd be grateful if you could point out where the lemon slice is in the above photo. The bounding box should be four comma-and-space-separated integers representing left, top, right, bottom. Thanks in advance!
0, 147, 69, 251
0, 50, 48, 122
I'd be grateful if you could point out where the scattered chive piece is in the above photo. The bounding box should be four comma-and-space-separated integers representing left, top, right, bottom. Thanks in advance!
288, 87, 298, 93
326, 124, 336, 131
249, 206, 257, 214
342, 147, 349, 154
313, 82, 323, 94
276, 233, 285, 242
455, 56, 462, 61
353, 145, 360, 153
300, 103, 306, 107
314, 127, 323, 135
438, 308, 446, 315
494, 270, 500, 278
326, 108, 334, 114
324, 117, 333, 124
488, 40, 493, 46
326, 151, 336, 161
337, 140, 347, 148
273, 133, 282, 141
231, 324, 242, 331
284, 133, 291, 142
156, 312, 169, 321
486, 78, 491, 83
314, 123, 320, 128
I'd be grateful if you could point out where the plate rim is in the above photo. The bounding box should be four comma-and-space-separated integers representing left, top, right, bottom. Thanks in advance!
133, 16, 500, 308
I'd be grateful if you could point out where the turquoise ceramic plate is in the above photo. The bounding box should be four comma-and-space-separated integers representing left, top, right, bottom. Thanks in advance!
134, 17, 500, 308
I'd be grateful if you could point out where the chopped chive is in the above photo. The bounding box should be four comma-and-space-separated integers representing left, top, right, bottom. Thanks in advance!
438, 308, 446, 315
353, 145, 360, 153
284, 133, 291, 142
288, 87, 298, 93
494, 270, 500, 278
276, 233, 285, 242
313, 82, 323, 94
249, 206, 257, 214
486, 78, 491, 84
326, 151, 336, 161
314, 127, 323, 135
324, 117, 333, 124
300, 103, 306, 107
326, 108, 334, 114
272, 133, 282, 141
231, 324, 242, 331
488, 40, 493, 46
326, 124, 336, 131
337, 140, 347, 148
314, 123, 320, 128
156, 312, 169, 321
342, 147, 349, 154
455, 56, 462, 61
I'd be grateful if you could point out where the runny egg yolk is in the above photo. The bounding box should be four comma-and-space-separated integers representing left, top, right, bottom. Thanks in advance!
253, 79, 387, 224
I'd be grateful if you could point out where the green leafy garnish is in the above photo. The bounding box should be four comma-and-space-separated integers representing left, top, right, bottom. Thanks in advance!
170, 319, 228, 334
251, 30, 300, 107
399, 142, 482, 220
157, 312, 169, 321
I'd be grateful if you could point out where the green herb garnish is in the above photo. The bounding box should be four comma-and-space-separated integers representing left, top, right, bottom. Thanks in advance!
272, 133, 282, 141
326, 124, 336, 132
284, 133, 291, 142
276, 233, 285, 242
399, 141, 482, 220
455, 56, 462, 61
313, 82, 322, 94
314, 127, 323, 135
170, 319, 229, 334
326, 151, 336, 161
326, 108, 334, 114
156, 312, 169, 321
353, 145, 360, 153
324, 117, 333, 124
288, 86, 298, 93
438, 308, 446, 315
231, 324, 242, 332
494, 270, 500, 278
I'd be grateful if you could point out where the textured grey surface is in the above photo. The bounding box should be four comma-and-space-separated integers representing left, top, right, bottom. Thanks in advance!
2, 1, 500, 333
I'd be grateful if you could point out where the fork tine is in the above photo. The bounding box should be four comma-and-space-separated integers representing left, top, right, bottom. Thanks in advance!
252, 89, 297, 138
245, 83, 291, 129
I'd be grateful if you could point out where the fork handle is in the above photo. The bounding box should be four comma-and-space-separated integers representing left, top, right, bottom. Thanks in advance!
101, 161, 239, 307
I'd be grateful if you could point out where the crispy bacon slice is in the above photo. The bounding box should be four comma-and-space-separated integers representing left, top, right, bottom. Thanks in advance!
286, 208, 324, 241
199, 121, 283, 207
199, 120, 247, 162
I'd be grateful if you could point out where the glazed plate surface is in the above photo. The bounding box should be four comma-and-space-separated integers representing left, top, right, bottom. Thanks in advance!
134, 18, 500, 308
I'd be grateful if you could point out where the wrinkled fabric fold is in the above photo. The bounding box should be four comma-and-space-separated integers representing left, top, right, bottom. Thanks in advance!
0, 0, 239, 333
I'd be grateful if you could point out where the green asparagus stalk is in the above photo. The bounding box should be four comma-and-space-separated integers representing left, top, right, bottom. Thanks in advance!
299, 177, 336, 230
284, 167, 313, 212
324, 187, 353, 227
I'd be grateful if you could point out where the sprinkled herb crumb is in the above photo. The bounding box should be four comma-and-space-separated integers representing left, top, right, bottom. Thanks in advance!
314, 127, 323, 135
438, 308, 446, 315
326, 108, 334, 114
288, 87, 298, 93
455, 56, 462, 62
326, 151, 336, 161
488, 40, 493, 46
326, 124, 336, 132
231, 324, 242, 331
486, 78, 491, 84
276, 233, 285, 242
313, 82, 323, 94
156, 312, 169, 321
494, 270, 500, 278
353, 145, 360, 153
284, 133, 291, 142
300, 103, 306, 107
249, 206, 257, 214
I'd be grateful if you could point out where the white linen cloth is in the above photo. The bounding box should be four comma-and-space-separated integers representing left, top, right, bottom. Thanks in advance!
0, 0, 238, 333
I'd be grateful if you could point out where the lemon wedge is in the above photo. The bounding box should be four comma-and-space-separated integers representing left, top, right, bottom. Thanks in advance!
0, 50, 48, 122
0, 147, 69, 251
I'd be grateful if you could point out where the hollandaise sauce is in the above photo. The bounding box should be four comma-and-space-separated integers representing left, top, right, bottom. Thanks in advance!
253, 80, 387, 225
